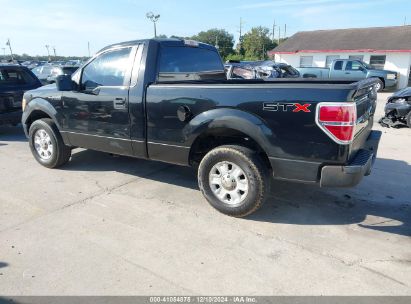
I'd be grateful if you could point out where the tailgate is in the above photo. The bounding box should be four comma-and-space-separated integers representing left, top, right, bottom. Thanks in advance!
349, 78, 378, 160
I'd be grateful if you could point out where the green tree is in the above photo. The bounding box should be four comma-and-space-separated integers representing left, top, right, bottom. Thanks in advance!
242, 27, 277, 60
191, 28, 234, 59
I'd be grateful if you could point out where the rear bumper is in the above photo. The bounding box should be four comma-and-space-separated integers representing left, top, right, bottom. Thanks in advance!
0, 110, 22, 125
320, 130, 382, 187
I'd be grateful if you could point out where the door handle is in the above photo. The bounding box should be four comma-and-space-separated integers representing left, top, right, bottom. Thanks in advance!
345, 72, 351, 74
113, 97, 126, 109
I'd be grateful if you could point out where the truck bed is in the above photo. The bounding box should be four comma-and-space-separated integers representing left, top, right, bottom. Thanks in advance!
146, 78, 378, 182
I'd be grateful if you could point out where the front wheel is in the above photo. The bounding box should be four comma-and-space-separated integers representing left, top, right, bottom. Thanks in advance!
374, 79, 384, 92
406, 111, 411, 128
29, 118, 71, 168
198, 145, 270, 217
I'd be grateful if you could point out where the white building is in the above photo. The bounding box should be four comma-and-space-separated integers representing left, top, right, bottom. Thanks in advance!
268, 26, 411, 89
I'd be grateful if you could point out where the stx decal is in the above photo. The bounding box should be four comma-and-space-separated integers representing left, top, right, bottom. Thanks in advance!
263, 102, 312, 112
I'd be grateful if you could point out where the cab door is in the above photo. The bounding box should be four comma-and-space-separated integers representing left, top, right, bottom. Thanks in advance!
344, 60, 367, 81
61, 46, 138, 156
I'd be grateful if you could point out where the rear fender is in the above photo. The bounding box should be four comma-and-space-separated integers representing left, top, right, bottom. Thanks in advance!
184, 108, 273, 153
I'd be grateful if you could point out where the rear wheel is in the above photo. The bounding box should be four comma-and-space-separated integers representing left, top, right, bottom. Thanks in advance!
29, 118, 71, 168
198, 145, 270, 217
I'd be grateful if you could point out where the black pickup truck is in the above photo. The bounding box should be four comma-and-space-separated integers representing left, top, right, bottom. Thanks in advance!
21, 38, 381, 217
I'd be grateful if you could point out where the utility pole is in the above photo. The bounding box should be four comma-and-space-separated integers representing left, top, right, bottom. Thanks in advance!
284, 24, 287, 40
6, 39, 14, 61
262, 44, 265, 60
45, 45, 51, 61
87, 41, 91, 57
404, 16, 407, 25
278, 26, 281, 45
239, 17, 244, 39
272, 20, 276, 43
237, 17, 245, 49
146, 12, 160, 38
52, 46, 57, 58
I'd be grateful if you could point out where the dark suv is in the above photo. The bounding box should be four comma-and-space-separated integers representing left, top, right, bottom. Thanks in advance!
0, 65, 42, 125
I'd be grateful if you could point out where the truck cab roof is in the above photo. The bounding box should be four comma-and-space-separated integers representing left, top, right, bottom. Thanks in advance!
98, 38, 217, 54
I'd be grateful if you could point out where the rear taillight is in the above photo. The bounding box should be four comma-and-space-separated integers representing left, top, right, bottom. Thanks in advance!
316, 102, 357, 144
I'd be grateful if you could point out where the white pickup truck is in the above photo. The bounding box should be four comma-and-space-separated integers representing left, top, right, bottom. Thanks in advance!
297, 59, 398, 91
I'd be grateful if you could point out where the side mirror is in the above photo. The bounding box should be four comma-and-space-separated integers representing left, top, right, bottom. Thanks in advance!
56, 75, 77, 91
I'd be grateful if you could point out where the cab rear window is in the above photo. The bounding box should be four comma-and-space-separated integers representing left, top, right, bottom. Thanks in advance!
159, 46, 224, 74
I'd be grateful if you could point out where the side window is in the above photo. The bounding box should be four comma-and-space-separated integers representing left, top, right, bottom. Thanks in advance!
0, 68, 36, 85
300, 56, 313, 67
81, 47, 132, 90
334, 61, 343, 70
346, 61, 362, 71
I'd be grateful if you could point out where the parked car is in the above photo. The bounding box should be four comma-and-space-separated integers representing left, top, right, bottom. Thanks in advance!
297, 59, 397, 91
0, 65, 42, 125
31, 65, 78, 85
379, 87, 411, 128
22, 39, 381, 217
225, 60, 300, 80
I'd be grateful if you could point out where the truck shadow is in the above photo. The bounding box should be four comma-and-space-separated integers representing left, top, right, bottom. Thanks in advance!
66, 149, 411, 238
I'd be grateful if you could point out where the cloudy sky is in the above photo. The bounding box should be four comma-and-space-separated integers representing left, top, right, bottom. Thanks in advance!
1, 0, 410, 56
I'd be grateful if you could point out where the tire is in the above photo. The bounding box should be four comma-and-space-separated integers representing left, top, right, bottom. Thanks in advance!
406, 111, 411, 128
374, 78, 384, 92
198, 145, 270, 217
28, 118, 71, 168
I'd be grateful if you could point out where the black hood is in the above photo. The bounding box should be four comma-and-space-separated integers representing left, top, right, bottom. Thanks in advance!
390, 87, 411, 98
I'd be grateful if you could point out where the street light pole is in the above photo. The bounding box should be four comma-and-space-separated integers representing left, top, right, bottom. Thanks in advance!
6, 39, 14, 61
146, 12, 160, 38
45, 45, 51, 61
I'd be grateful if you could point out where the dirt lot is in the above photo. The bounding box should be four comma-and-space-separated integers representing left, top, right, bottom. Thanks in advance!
0, 92, 410, 295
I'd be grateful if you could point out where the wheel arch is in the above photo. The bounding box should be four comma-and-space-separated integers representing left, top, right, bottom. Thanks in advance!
22, 98, 61, 133
371, 76, 385, 88
186, 108, 273, 169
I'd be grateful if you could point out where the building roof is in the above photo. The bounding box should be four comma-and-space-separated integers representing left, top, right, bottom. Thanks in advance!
269, 25, 411, 55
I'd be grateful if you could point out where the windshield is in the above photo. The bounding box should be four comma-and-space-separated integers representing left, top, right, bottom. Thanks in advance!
362, 62, 372, 69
